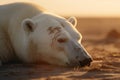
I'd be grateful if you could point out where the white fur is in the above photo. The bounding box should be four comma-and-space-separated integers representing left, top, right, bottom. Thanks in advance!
0, 2, 44, 63
0, 2, 92, 66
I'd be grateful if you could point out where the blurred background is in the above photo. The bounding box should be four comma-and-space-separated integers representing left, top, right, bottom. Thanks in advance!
1, 0, 120, 17
1, 0, 120, 38
1, 0, 120, 34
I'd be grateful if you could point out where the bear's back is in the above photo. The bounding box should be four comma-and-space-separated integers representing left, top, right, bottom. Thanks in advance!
0, 2, 45, 29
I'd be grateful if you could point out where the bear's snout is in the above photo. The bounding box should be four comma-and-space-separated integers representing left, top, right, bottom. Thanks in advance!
79, 58, 93, 67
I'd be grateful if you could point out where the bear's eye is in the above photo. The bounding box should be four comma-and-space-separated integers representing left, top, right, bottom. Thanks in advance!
57, 38, 67, 43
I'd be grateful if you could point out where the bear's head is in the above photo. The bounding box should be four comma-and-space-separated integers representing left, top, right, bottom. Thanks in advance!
22, 12, 92, 67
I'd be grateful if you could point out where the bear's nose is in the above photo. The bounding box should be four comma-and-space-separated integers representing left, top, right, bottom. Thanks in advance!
79, 58, 93, 67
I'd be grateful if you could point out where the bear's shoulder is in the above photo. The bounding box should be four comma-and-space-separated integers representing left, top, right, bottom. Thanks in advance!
1, 2, 45, 11
0, 2, 46, 28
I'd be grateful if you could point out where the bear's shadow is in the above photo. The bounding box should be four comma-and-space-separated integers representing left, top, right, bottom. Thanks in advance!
0, 63, 72, 80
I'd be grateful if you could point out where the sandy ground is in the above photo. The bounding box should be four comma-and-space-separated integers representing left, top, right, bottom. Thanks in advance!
0, 18, 120, 80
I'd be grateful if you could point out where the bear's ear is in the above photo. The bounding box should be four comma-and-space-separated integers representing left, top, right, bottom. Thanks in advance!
22, 18, 36, 34
68, 17, 77, 27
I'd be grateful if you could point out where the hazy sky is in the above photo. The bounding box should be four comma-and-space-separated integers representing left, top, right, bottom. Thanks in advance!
1, 0, 120, 17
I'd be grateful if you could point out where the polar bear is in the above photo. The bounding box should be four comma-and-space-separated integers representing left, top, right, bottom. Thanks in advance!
0, 2, 92, 67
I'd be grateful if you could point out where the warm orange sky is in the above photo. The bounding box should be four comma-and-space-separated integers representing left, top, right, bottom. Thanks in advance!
1, 0, 120, 17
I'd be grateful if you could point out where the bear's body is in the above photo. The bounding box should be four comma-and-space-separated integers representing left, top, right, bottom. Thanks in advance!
0, 2, 92, 67
0, 3, 45, 63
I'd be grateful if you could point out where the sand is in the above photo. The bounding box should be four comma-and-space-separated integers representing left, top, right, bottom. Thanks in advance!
0, 18, 120, 80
